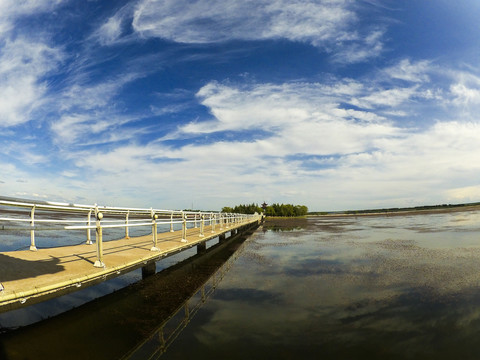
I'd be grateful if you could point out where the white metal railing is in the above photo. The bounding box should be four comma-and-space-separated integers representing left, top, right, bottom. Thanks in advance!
0, 196, 261, 269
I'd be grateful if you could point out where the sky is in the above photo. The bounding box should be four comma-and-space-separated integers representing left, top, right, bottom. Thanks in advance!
1, 0, 480, 211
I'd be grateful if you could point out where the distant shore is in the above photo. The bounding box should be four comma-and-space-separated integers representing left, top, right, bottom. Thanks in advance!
308, 203, 480, 218
261, 204, 480, 230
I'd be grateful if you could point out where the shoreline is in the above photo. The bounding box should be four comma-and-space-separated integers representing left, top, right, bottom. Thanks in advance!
309, 204, 480, 218
263, 204, 480, 230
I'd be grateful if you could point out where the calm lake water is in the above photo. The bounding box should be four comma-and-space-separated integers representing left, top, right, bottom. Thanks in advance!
2, 210, 480, 359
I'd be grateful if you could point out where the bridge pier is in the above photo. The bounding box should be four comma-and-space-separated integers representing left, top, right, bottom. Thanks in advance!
142, 262, 156, 279
197, 242, 207, 254
219, 233, 226, 243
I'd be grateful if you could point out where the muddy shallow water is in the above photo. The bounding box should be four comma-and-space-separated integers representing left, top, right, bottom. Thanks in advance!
162, 210, 480, 359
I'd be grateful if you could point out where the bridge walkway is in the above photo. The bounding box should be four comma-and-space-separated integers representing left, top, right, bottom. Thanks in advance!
0, 220, 256, 311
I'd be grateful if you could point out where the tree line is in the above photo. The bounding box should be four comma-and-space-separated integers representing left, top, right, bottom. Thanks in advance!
222, 203, 308, 217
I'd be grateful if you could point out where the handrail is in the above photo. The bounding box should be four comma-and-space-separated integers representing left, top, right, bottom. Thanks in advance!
0, 196, 262, 270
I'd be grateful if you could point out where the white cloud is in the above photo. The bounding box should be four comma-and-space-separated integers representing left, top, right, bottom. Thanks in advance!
93, 3, 136, 46
49, 70, 151, 146
0, 2, 65, 127
50, 112, 151, 147
332, 29, 385, 64
446, 185, 480, 203
384, 59, 431, 83
97, 14, 123, 45
351, 86, 420, 109
0, 38, 63, 127
90, 0, 384, 63
451, 83, 480, 105
180, 81, 403, 147
59, 72, 142, 112
0, 0, 63, 35
131, 0, 355, 45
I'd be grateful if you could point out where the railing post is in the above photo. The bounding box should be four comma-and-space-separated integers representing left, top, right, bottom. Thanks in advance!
170, 211, 174, 232
194, 213, 198, 228
199, 214, 204, 237
181, 211, 187, 242
220, 213, 224, 230
125, 210, 130, 239
151, 210, 159, 251
29, 205, 37, 251
94, 210, 105, 268
86, 209, 93, 245
211, 213, 215, 233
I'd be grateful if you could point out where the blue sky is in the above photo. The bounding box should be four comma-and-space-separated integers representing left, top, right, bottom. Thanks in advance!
1, 0, 480, 211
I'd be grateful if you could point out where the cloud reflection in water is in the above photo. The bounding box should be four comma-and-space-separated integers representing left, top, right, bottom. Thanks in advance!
164, 211, 480, 359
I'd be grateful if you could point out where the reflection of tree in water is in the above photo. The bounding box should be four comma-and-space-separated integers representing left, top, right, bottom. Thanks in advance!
0, 254, 64, 282
264, 225, 304, 232
262, 217, 310, 232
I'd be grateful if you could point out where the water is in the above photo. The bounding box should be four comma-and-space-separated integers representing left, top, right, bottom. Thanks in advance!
161, 210, 480, 360
2, 210, 480, 359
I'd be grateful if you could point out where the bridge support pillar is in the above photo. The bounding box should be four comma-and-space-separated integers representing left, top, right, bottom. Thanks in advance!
142, 262, 156, 279
197, 242, 207, 254
219, 233, 226, 243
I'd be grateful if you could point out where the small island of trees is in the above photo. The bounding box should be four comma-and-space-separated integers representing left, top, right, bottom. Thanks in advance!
222, 203, 308, 217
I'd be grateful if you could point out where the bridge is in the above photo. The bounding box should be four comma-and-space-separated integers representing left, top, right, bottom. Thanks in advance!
0, 196, 263, 312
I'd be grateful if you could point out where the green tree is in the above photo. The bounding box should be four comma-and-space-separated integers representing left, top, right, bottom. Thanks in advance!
222, 203, 307, 217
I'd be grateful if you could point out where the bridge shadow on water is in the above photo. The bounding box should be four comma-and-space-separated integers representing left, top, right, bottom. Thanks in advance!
0, 229, 255, 360
0, 254, 64, 282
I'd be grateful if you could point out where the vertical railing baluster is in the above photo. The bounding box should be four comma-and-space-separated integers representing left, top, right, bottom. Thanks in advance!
125, 210, 130, 239
170, 211, 174, 232
94, 209, 105, 268
86, 209, 93, 245
181, 211, 187, 242
200, 214, 204, 237
29, 205, 37, 251
151, 211, 159, 251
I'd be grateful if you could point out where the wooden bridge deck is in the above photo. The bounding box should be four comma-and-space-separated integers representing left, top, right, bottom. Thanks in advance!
0, 220, 258, 312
